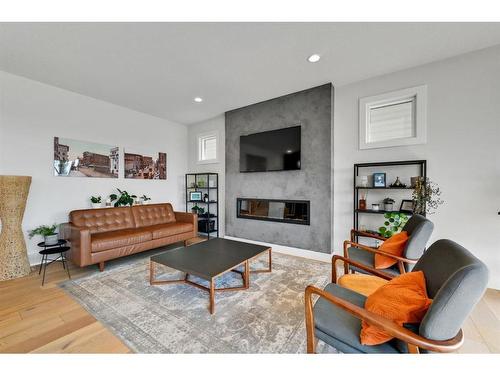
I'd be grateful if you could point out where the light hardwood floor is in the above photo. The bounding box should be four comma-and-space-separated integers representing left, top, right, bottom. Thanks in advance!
1, 240, 499, 353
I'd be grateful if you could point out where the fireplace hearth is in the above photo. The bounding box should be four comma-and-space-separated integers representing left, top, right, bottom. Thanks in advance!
236, 198, 310, 225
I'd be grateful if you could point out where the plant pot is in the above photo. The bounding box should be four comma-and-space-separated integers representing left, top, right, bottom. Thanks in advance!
91, 203, 101, 209
372, 203, 380, 211
384, 203, 394, 211
44, 234, 58, 246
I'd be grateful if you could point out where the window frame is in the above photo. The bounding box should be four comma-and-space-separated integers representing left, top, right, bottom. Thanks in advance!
358, 85, 427, 150
197, 131, 219, 164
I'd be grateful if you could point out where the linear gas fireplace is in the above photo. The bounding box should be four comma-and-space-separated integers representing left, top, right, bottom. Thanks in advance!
236, 198, 310, 225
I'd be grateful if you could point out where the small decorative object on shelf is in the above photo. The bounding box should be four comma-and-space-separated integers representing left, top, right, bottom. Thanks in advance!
410, 176, 420, 188
389, 176, 407, 188
378, 212, 409, 238
189, 191, 202, 201
109, 189, 137, 207
203, 193, 209, 203
359, 191, 367, 209
412, 177, 444, 215
29, 224, 59, 246
90, 196, 101, 209
382, 197, 395, 211
400, 199, 414, 213
191, 204, 205, 215
105, 197, 112, 207
359, 199, 366, 210
373, 173, 386, 188
372, 203, 380, 211
356, 175, 369, 188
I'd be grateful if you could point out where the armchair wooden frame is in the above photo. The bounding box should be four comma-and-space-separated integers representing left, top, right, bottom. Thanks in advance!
344, 238, 418, 276
304, 282, 464, 354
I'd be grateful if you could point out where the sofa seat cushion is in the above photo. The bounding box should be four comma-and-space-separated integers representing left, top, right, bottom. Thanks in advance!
91, 228, 153, 253
147, 222, 194, 239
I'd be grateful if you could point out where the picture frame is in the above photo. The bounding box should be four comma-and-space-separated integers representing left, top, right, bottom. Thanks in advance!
189, 191, 202, 201
400, 199, 414, 213
373, 172, 386, 188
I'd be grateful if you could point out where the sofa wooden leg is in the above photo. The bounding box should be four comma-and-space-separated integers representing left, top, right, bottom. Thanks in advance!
98, 262, 104, 272
183, 240, 188, 247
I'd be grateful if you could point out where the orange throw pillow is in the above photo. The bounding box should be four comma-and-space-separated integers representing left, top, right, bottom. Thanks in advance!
375, 231, 409, 269
360, 271, 432, 346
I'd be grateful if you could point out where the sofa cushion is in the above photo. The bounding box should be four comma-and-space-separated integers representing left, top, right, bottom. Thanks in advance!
131, 204, 176, 228
70, 207, 135, 234
146, 222, 194, 239
91, 228, 153, 253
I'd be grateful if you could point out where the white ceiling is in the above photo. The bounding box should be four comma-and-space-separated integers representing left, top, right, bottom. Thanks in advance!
1, 23, 500, 125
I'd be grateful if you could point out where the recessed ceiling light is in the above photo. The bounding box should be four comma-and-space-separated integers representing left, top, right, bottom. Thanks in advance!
307, 54, 321, 63
286, 149, 293, 154
194, 97, 203, 103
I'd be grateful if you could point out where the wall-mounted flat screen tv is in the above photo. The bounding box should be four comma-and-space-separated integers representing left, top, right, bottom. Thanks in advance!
240, 125, 301, 172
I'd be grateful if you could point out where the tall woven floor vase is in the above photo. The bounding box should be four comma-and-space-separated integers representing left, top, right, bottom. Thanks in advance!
0, 175, 32, 281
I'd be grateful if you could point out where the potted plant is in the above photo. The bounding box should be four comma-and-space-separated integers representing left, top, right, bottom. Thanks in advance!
378, 213, 409, 238
140, 194, 152, 204
382, 197, 395, 211
90, 195, 102, 209
29, 224, 59, 245
412, 177, 444, 215
191, 205, 205, 215
109, 189, 137, 207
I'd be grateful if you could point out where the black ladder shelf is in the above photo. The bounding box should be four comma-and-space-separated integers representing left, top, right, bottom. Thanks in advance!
185, 173, 219, 240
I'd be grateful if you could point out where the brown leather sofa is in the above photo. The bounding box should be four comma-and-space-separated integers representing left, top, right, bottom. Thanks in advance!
64, 203, 197, 271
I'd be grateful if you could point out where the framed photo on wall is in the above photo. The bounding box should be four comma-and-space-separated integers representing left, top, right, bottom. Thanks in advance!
373, 172, 386, 187
400, 199, 414, 213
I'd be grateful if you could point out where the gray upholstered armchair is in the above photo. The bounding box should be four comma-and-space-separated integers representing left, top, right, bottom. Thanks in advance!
305, 239, 489, 353
345, 214, 434, 276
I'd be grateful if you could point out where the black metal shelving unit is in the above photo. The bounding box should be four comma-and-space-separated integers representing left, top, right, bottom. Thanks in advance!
185, 173, 219, 239
353, 160, 427, 240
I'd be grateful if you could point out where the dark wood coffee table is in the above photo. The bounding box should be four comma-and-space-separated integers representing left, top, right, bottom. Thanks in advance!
149, 238, 272, 314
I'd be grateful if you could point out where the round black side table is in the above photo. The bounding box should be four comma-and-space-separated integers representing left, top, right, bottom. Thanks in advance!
37, 239, 71, 286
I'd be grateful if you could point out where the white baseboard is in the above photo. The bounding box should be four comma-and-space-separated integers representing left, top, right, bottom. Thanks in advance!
223, 235, 332, 263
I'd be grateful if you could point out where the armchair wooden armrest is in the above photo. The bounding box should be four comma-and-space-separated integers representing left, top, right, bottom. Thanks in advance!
304, 285, 464, 354
332, 254, 394, 283
350, 229, 387, 242
344, 240, 418, 275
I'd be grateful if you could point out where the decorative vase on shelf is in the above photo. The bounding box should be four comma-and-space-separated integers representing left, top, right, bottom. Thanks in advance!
0, 175, 32, 281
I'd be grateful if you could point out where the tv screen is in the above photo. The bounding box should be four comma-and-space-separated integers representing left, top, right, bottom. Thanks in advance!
240, 126, 301, 172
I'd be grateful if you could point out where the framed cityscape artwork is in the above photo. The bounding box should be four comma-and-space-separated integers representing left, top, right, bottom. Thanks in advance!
124, 149, 167, 180
53, 137, 119, 178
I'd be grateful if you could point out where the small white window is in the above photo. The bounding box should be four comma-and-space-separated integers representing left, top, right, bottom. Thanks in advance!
359, 85, 427, 149
197, 132, 218, 164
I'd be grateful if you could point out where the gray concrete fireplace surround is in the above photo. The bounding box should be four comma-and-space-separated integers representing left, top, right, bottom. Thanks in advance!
225, 84, 332, 253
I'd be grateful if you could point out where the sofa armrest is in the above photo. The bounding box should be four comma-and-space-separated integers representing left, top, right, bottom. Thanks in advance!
174, 211, 198, 236
60, 222, 92, 267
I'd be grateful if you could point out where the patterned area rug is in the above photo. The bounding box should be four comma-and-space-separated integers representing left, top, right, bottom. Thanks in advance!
60, 247, 337, 353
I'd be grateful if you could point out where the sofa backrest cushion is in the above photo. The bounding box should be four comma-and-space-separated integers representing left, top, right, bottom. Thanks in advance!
70, 207, 135, 234
131, 203, 176, 228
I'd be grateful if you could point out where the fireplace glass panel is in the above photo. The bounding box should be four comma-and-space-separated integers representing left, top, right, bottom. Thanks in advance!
237, 198, 310, 225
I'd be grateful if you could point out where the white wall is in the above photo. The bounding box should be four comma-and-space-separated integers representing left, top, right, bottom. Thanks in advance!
187, 115, 225, 236
0, 71, 188, 265
333, 45, 500, 289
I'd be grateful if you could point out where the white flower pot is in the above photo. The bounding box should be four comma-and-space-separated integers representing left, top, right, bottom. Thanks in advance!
91, 203, 101, 209
384, 203, 394, 211
44, 234, 58, 246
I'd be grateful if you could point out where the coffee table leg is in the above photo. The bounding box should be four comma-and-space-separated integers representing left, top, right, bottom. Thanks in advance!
149, 260, 155, 285
244, 260, 250, 289
209, 278, 215, 314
